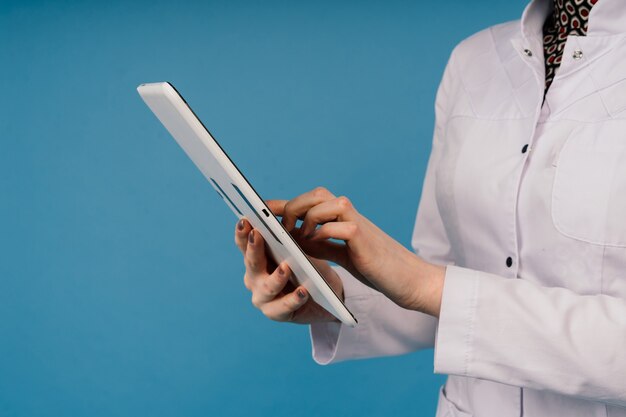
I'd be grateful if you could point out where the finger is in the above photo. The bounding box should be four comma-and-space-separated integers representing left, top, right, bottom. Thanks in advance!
260, 286, 309, 322
266, 200, 306, 230
305, 221, 359, 242
265, 200, 287, 216
245, 229, 267, 275
299, 196, 357, 237
281, 187, 336, 231
296, 237, 349, 266
243, 272, 252, 290
251, 262, 292, 306
234, 218, 252, 253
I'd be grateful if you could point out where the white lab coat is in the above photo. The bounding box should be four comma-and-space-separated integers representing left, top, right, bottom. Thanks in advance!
309, 0, 626, 415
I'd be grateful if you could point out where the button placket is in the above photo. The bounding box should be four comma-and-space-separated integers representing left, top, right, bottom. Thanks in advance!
509, 36, 544, 279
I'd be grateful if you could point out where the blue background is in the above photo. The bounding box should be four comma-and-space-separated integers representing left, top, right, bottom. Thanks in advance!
1, 1, 526, 416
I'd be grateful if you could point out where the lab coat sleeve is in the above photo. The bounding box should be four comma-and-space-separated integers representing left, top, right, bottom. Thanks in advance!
309, 265, 438, 365
434, 265, 626, 407
308, 51, 459, 365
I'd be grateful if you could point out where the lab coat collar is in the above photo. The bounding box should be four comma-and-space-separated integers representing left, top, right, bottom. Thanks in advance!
511, 0, 626, 98
520, 0, 626, 39
520, 0, 551, 40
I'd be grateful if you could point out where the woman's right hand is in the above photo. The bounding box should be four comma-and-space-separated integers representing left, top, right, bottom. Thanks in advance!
234, 218, 344, 324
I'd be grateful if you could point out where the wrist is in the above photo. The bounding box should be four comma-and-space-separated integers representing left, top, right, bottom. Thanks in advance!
407, 254, 446, 317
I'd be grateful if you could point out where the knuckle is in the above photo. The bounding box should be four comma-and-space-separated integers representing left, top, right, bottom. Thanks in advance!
251, 293, 260, 308
284, 198, 295, 210
283, 202, 294, 218
336, 196, 352, 210
261, 279, 277, 297
247, 257, 258, 271
281, 297, 293, 311
313, 186, 330, 198
283, 295, 298, 311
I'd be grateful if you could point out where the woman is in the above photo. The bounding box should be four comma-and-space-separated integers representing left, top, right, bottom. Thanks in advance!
234, 0, 626, 415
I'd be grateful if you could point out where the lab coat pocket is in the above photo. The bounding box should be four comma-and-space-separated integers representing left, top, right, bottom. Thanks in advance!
598, 78, 626, 118
436, 386, 473, 417
551, 121, 626, 247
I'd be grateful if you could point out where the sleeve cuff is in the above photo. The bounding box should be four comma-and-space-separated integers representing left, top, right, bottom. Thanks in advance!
433, 265, 480, 376
308, 265, 380, 365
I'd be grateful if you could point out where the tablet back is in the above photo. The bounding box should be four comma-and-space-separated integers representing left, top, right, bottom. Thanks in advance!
137, 82, 357, 327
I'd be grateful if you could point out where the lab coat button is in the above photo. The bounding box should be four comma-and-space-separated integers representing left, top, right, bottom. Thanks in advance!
506, 257, 513, 267
573, 50, 583, 60
523, 48, 533, 57
521, 144, 529, 154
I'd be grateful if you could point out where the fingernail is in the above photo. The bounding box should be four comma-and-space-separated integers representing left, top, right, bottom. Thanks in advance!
248, 231, 254, 244
237, 219, 245, 230
297, 289, 307, 299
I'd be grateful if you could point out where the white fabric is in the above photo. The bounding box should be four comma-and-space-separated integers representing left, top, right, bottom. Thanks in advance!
308, 0, 626, 415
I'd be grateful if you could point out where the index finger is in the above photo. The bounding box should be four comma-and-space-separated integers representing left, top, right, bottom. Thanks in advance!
267, 187, 336, 231
265, 199, 287, 216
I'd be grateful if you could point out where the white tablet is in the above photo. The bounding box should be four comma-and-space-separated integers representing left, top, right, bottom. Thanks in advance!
137, 82, 357, 327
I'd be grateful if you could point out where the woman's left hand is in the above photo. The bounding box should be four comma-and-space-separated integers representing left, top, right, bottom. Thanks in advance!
266, 187, 446, 317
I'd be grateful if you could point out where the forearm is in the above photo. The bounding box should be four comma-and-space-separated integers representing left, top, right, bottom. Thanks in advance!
403, 252, 446, 318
